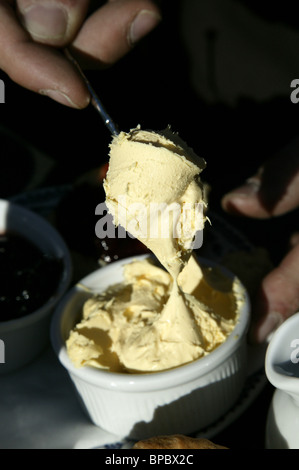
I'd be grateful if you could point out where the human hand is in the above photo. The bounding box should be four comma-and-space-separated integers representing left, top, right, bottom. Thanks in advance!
221, 137, 299, 343
0, 0, 161, 108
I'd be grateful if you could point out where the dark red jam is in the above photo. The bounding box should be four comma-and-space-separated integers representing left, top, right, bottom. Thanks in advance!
0, 232, 63, 322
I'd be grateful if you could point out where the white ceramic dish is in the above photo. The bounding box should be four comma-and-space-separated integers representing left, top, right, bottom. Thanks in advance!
0, 199, 72, 375
51, 254, 250, 439
265, 312, 299, 449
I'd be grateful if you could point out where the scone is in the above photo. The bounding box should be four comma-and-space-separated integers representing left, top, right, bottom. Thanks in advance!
133, 434, 227, 449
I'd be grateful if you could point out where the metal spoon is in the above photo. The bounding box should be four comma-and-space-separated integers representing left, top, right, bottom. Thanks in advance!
65, 49, 119, 136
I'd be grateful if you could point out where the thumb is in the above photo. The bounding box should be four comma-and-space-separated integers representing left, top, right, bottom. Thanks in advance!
250, 242, 299, 343
221, 137, 299, 219
17, 0, 90, 46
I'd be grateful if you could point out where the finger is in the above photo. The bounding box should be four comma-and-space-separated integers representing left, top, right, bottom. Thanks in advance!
221, 137, 299, 219
0, 1, 90, 108
250, 242, 299, 343
16, 0, 90, 47
290, 231, 299, 247
71, 0, 162, 67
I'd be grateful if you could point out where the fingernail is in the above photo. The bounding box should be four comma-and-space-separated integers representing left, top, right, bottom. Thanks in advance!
222, 177, 261, 213
129, 10, 161, 46
227, 177, 261, 198
21, 4, 68, 40
39, 89, 81, 108
255, 311, 284, 343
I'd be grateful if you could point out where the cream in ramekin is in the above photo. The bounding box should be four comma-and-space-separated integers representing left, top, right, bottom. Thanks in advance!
51, 255, 250, 438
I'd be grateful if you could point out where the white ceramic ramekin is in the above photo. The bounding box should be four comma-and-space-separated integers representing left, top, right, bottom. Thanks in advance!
0, 199, 72, 375
51, 255, 250, 439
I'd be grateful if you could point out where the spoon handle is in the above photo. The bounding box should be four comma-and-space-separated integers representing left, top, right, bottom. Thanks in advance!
65, 49, 119, 136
